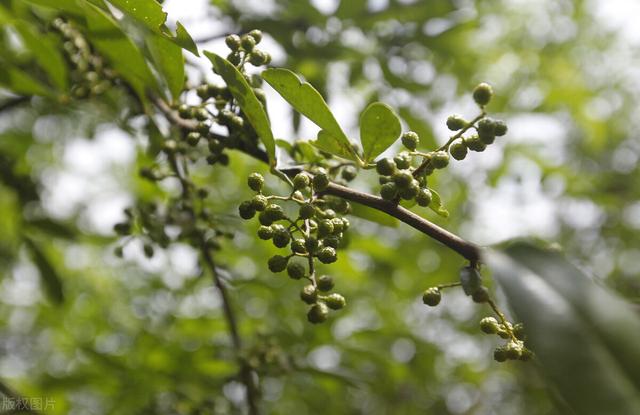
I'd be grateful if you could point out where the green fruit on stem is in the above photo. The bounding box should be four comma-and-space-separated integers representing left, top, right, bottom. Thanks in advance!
293, 173, 311, 190
446, 114, 467, 131
380, 182, 398, 200
472, 286, 490, 303
241, 34, 256, 51
238, 201, 256, 220
479, 317, 499, 334
318, 247, 337, 264
401, 131, 419, 150
431, 151, 450, 169
324, 293, 346, 310
494, 120, 508, 136
415, 188, 432, 207
341, 166, 357, 181
312, 173, 330, 191
376, 158, 397, 176
257, 226, 273, 240
473, 82, 493, 106
394, 152, 412, 170
449, 140, 468, 160
317, 275, 334, 292
307, 302, 329, 324
267, 255, 288, 273
248, 29, 263, 43
251, 195, 268, 211
287, 262, 306, 279
493, 347, 508, 362
300, 284, 318, 304
422, 287, 441, 306
247, 173, 264, 192
225, 34, 241, 50
299, 203, 316, 219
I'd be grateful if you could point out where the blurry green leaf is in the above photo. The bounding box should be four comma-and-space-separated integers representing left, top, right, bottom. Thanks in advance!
487, 242, 640, 415
23, 237, 64, 304
146, 119, 163, 157
25, 218, 76, 240
360, 102, 401, 162
311, 130, 358, 161
12, 20, 68, 90
81, 2, 159, 103
459, 266, 481, 296
106, 0, 199, 55
0, 65, 52, 97
427, 188, 449, 218
350, 203, 398, 227
24, 0, 82, 13
275, 139, 293, 153
205, 51, 276, 165
262, 68, 358, 161
145, 33, 184, 102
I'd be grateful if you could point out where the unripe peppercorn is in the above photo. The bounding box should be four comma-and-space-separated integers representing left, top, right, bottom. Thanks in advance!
238, 201, 256, 220
258, 211, 273, 226
307, 302, 329, 324
415, 188, 432, 207
318, 246, 337, 264
317, 219, 334, 237
247, 173, 264, 191
393, 170, 414, 189
312, 173, 330, 191
240, 34, 256, 51
465, 135, 487, 152
194, 108, 209, 121
473, 82, 493, 106
376, 158, 397, 176
380, 182, 398, 200
431, 151, 450, 169
446, 114, 467, 131
479, 317, 499, 334
341, 166, 357, 181
505, 341, 522, 360
225, 34, 241, 50
264, 204, 284, 222
330, 218, 344, 233
493, 347, 508, 362
422, 287, 441, 306
293, 173, 311, 190
325, 293, 346, 310
494, 120, 508, 136
291, 238, 307, 254
399, 180, 420, 200
249, 50, 268, 66
299, 203, 316, 219
449, 140, 468, 160
305, 236, 320, 254
227, 52, 242, 65
472, 286, 490, 303
300, 284, 318, 304
267, 255, 288, 272
251, 195, 268, 211
317, 275, 334, 292
186, 132, 201, 146
287, 262, 306, 279
272, 231, 291, 248
401, 131, 419, 150
257, 226, 273, 240
248, 29, 263, 43
394, 152, 412, 170
513, 323, 526, 341
322, 235, 340, 249
178, 104, 193, 119
477, 118, 496, 144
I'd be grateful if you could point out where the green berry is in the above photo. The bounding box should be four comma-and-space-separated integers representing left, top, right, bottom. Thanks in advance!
238, 201, 256, 220
376, 158, 397, 176
449, 140, 468, 160
422, 287, 441, 306
473, 82, 493, 106
272, 231, 291, 248
465, 135, 487, 152
330, 218, 344, 233
257, 226, 273, 240
293, 173, 311, 190
247, 173, 264, 192
493, 347, 508, 362
248, 29, 263, 43
472, 286, 490, 303
393, 170, 414, 189
248, 50, 268, 66
317, 246, 337, 264
380, 182, 398, 200
227, 52, 242, 65
415, 188, 432, 207
505, 341, 522, 360
513, 323, 526, 341
494, 120, 508, 136
251, 195, 268, 211
322, 235, 340, 249
341, 166, 357, 181
287, 262, 306, 279
300, 284, 318, 304
477, 118, 496, 144
258, 211, 273, 226
240, 34, 256, 51
394, 152, 412, 170
446, 115, 467, 131
225, 34, 241, 50
479, 317, 499, 334
305, 236, 320, 254
317, 219, 334, 237
317, 275, 334, 292
307, 302, 329, 324
178, 104, 192, 119
399, 180, 420, 200
291, 238, 307, 254
186, 132, 201, 146
401, 131, 419, 150
324, 293, 346, 310
194, 108, 209, 121
267, 255, 288, 273
312, 173, 330, 191
431, 151, 450, 169
264, 204, 284, 222
299, 203, 316, 219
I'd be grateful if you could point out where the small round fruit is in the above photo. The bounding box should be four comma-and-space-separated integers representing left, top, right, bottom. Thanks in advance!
393, 170, 414, 189
513, 323, 526, 341
465, 135, 487, 152
415, 188, 432, 207
291, 238, 307, 254
505, 341, 522, 360
325, 293, 346, 310
341, 166, 357, 181
307, 302, 329, 324
493, 347, 508, 362
300, 284, 318, 304
248, 29, 263, 43
494, 120, 508, 136
264, 204, 284, 222
317, 247, 337, 264
479, 317, 499, 334
472, 286, 490, 303
394, 152, 412, 170
317, 275, 334, 292
287, 262, 306, 279
399, 180, 420, 200
272, 231, 291, 248
225, 34, 241, 50
251, 195, 268, 211
446, 114, 467, 131
299, 203, 316, 219
431, 151, 450, 169
312, 173, 330, 191
293, 173, 311, 190
376, 158, 396, 176
305, 236, 320, 254
267, 255, 288, 273
249, 50, 268, 66
380, 182, 398, 200
257, 226, 273, 240
449, 140, 468, 160
473, 82, 493, 106
422, 287, 441, 306
401, 131, 419, 150
238, 201, 256, 220
247, 173, 264, 192
240, 34, 256, 51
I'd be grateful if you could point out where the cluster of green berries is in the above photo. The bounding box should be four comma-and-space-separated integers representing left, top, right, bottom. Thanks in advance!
239, 171, 348, 324
480, 317, 533, 362
225, 30, 272, 67
375, 132, 438, 207
52, 18, 117, 99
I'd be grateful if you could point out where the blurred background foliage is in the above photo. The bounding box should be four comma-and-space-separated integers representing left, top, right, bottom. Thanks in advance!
0, 0, 639, 414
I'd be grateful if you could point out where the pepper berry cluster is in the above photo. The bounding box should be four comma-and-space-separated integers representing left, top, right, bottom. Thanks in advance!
239, 171, 348, 324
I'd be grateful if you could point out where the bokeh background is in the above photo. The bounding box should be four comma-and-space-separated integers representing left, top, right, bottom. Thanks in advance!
1, 0, 639, 413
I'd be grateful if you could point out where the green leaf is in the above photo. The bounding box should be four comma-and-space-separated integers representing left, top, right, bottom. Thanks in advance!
106, 0, 199, 55
0, 65, 52, 97
427, 188, 449, 218
350, 203, 398, 227
204, 51, 276, 165
359, 102, 401, 162
262, 68, 358, 161
81, 2, 159, 103
23, 237, 64, 304
145, 33, 184, 102
12, 20, 69, 90
486, 242, 640, 415
459, 266, 481, 296
311, 130, 359, 161
24, 0, 82, 13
